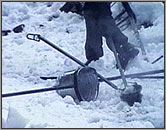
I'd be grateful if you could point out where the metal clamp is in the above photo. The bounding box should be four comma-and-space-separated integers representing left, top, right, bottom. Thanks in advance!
26, 33, 41, 42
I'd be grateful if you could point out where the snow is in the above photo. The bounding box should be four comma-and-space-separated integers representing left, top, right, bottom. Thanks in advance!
2, 2, 164, 128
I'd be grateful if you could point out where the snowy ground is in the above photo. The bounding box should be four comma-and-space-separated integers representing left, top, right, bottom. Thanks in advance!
2, 2, 164, 128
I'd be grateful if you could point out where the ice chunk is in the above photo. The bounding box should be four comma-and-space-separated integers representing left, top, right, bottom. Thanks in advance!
4, 106, 29, 128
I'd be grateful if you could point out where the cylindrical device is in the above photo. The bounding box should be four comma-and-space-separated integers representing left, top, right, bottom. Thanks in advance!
120, 82, 142, 106
56, 67, 99, 102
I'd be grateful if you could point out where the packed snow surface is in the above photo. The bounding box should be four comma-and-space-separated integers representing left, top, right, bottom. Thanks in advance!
2, 2, 164, 128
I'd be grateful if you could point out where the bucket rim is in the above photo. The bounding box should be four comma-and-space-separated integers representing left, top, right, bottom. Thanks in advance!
73, 67, 99, 101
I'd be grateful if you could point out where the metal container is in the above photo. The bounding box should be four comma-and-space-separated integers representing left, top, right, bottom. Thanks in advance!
120, 82, 142, 106
56, 67, 99, 102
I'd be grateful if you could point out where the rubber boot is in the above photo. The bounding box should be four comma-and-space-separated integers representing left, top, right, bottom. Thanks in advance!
117, 43, 139, 70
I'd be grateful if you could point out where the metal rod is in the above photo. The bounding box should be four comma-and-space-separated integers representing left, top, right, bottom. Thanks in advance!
114, 10, 126, 21
130, 76, 164, 79
28, 34, 118, 90
118, 22, 130, 31
99, 69, 164, 82
41, 70, 164, 81
40, 76, 58, 80
122, 2, 136, 22
121, 2, 147, 61
41, 75, 164, 81
84, 60, 92, 66
39, 35, 86, 67
111, 2, 117, 7
116, 16, 129, 27
151, 55, 163, 64
120, 24, 129, 32
110, 41, 128, 90
130, 18, 148, 61
118, 22, 129, 29
2, 86, 73, 98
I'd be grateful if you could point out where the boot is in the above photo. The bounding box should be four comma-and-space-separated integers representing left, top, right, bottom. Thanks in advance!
117, 44, 139, 70
125, 43, 139, 60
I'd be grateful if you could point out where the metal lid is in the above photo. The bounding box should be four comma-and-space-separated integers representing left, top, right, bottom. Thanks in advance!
74, 67, 99, 102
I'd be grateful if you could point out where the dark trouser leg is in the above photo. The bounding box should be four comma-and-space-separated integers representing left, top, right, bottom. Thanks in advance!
98, 16, 128, 54
99, 16, 139, 69
84, 11, 104, 61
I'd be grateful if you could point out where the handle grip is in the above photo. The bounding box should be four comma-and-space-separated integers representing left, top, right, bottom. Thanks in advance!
26, 33, 40, 42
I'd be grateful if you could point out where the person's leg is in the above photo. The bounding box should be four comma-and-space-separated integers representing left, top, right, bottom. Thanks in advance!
84, 11, 104, 62
104, 36, 130, 70
99, 16, 139, 70
60, 2, 77, 13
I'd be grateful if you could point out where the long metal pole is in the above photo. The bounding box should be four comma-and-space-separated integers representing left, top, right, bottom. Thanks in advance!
99, 69, 164, 82
110, 41, 128, 90
2, 86, 73, 98
151, 55, 163, 64
40, 70, 164, 81
27, 34, 118, 90
130, 18, 148, 62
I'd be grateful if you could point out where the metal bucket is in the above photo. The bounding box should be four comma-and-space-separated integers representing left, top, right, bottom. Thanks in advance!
56, 67, 99, 102
120, 82, 142, 106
